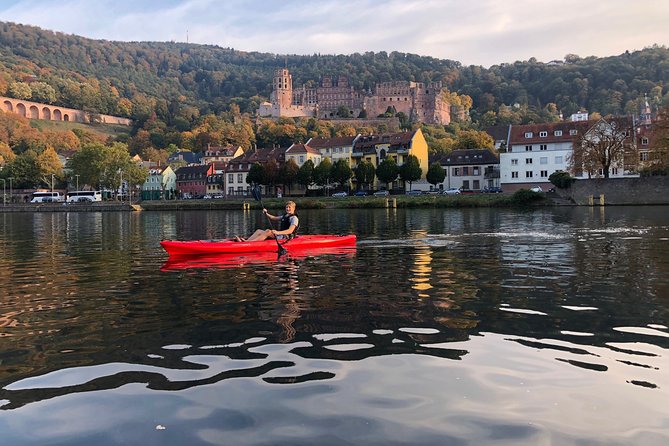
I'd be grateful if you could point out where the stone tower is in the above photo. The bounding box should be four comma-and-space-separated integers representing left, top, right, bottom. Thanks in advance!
272, 69, 293, 109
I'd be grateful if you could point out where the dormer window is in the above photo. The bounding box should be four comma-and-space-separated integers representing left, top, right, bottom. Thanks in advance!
642, 137, 649, 145
569, 129, 578, 135
525, 132, 533, 138
539, 131, 547, 137
554, 130, 563, 136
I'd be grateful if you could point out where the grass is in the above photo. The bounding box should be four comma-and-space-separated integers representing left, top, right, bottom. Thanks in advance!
29, 119, 131, 139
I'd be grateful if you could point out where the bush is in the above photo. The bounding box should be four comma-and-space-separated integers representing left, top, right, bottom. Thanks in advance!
549, 171, 576, 189
511, 189, 544, 205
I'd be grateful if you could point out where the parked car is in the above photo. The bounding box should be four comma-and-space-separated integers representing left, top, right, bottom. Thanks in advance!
354, 190, 367, 197
405, 190, 422, 196
483, 187, 503, 194
373, 190, 389, 197
332, 191, 348, 198
443, 187, 461, 195
530, 186, 543, 193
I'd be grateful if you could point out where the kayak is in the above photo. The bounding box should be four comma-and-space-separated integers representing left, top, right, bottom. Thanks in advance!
160, 234, 357, 256
161, 246, 356, 271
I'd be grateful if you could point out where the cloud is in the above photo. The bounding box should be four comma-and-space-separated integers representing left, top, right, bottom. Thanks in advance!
1, 0, 667, 67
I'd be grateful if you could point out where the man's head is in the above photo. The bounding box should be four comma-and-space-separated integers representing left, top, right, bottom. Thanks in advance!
285, 201, 296, 213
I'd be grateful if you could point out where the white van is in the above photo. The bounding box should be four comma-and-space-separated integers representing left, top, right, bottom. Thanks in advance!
31, 191, 64, 203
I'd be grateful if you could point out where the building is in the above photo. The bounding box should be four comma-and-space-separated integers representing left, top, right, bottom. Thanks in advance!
257, 68, 454, 125
351, 128, 429, 190
306, 135, 359, 164
226, 147, 288, 197
142, 165, 176, 200
174, 164, 214, 198
436, 149, 500, 192
201, 145, 245, 165
285, 143, 322, 168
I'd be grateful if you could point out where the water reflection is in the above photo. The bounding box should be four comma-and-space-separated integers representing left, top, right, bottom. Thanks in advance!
0, 207, 667, 444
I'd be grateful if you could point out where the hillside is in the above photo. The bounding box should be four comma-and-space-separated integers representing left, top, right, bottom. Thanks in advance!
1, 21, 667, 124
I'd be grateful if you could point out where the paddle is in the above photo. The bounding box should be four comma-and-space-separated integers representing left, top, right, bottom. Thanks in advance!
252, 186, 287, 256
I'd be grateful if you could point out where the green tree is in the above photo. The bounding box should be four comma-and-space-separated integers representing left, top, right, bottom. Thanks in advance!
331, 158, 353, 191
426, 162, 446, 188
312, 157, 333, 194
453, 130, 494, 150
296, 159, 315, 190
336, 105, 352, 118
30, 82, 57, 104
354, 160, 375, 190
3, 150, 42, 188
278, 158, 299, 194
399, 155, 422, 191
8, 82, 32, 100
246, 162, 265, 186
376, 157, 399, 190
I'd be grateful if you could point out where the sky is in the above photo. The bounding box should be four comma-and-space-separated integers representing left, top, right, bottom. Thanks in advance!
1, 0, 667, 67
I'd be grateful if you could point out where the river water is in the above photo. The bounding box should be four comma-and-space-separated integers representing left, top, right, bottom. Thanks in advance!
0, 206, 667, 445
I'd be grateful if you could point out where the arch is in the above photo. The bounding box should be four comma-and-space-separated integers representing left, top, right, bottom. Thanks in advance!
53, 109, 62, 121
29, 105, 39, 119
16, 103, 26, 117
3, 100, 12, 112
63, 113, 70, 122
42, 107, 51, 120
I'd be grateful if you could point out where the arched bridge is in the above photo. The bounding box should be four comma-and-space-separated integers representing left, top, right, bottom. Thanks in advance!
1, 96, 131, 125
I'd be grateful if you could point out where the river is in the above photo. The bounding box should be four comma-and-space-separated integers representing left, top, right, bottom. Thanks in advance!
0, 206, 667, 445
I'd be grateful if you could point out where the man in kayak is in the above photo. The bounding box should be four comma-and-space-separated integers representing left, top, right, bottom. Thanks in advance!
236, 201, 299, 242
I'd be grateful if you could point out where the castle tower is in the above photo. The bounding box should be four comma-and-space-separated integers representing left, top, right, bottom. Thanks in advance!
272, 69, 293, 109
640, 93, 652, 126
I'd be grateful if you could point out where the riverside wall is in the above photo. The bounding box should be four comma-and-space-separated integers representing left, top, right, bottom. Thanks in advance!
562, 176, 669, 205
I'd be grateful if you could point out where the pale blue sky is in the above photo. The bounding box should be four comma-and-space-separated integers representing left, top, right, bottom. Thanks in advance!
1, 0, 667, 67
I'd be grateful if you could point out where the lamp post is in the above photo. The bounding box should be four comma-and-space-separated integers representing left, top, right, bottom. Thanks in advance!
119, 170, 123, 203
51, 173, 55, 196
0, 179, 5, 206
75, 174, 79, 191
8, 177, 12, 204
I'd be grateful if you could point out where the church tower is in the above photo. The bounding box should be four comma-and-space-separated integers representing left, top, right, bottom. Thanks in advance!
272, 69, 293, 109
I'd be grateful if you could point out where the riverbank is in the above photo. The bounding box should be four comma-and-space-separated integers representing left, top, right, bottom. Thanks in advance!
0, 193, 559, 213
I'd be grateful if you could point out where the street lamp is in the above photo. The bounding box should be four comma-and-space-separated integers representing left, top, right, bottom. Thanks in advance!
75, 174, 80, 191
119, 170, 123, 203
51, 173, 55, 196
8, 177, 12, 204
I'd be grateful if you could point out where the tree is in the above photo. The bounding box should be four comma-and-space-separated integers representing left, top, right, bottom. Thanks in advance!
313, 157, 333, 194
399, 155, 422, 191
246, 162, 265, 186
8, 82, 32, 100
278, 159, 299, 194
570, 119, 633, 179
549, 171, 575, 189
354, 160, 375, 190
331, 159, 353, 191
37, 146, 63, 186
30, 82, 57, 104
646, 105, 669, 174
0, 142, 16, 166
336, 106, 352, 118
3, 150, 42, 188
376, 157, 399, 190
453, 130, 494, 150
296, 159, 315, 191
426, 162, 446, 188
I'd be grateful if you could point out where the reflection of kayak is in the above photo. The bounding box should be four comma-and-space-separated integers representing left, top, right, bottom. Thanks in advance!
160, 234, 357, 256
161, 246, 356, 271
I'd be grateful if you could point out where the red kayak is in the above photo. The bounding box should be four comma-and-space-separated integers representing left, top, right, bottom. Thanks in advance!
161, 246, 356, 271
160, 234, 357, 256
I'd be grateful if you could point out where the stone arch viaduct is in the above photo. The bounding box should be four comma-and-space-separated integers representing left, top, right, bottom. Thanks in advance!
1, 96, 131, 125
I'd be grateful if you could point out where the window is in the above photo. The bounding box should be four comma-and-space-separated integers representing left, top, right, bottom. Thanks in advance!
540, 170, 548, 177
539, 131, 547, 137
525, 132, 533, 138
540, 157, 548, 165
555, 156, 563, 164
462, 180, 470, 190
554, 130, 563, 136
526, 158, 533, 164
640, 152, 650, 161
611, 168, 619, 175
642, 137, 649, 145
540, 144, 547, 151
526, 171, 533, 178
511, 159, 518, 165
463, 167, 469, 175
299, 155, 304, 164
569, 129, 578, 135
228, 174, 234, 183
512, 172, 519, 178
237, 173, 243, 183
453, 167, 460, 176
525, 145, 533, 151
473, 167, 480, 175
473, 180, 480, 189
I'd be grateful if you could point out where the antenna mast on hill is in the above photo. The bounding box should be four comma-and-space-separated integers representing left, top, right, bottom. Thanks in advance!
186, 30, 189, 44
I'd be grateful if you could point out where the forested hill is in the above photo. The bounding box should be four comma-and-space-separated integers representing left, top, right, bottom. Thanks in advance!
0, 21, 668, 123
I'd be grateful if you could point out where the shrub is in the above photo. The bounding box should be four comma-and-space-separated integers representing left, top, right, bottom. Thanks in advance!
549, 170, 576, 189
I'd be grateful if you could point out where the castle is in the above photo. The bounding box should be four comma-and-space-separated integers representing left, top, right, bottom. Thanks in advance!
257, 69, 454, 125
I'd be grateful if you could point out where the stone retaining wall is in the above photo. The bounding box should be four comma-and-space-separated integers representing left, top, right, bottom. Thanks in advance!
562, 177, 669, 205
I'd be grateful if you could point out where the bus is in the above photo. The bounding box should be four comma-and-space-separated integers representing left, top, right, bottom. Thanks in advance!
31, 191, 64, 203
66, 190, 103, 203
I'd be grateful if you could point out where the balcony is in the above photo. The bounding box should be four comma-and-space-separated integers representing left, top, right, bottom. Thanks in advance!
484, 167, 500, 179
